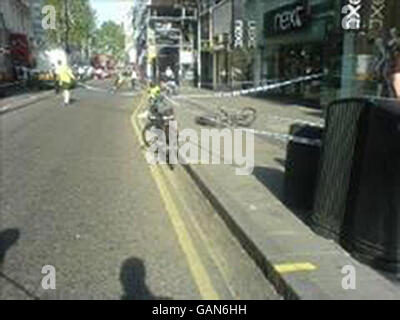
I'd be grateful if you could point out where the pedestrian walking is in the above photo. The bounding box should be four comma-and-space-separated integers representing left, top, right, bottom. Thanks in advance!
111, 68, 127, 94
131, 68, 138, 90
55, 60, 75, 107
164, 66, 178, 95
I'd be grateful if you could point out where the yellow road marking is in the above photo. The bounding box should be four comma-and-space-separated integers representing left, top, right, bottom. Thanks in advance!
274, 262, 317, 274
163, 167, 240, 300
131, 94, 220, 300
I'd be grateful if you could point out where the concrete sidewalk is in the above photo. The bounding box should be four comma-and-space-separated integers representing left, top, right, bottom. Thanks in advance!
0, 90, 54, 115
170, 89, 400, 300
0, 80, 104, 115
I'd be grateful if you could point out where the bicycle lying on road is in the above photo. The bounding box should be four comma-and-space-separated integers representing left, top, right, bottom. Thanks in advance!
195, 106, 257, 128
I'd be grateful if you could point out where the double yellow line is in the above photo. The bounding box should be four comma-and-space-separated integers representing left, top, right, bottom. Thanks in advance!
131, 92, 219, 300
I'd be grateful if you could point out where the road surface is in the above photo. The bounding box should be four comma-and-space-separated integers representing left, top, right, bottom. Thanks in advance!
0, 83, 279, 300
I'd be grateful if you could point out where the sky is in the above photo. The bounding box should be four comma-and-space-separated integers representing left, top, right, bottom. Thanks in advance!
90, 0, 134, 26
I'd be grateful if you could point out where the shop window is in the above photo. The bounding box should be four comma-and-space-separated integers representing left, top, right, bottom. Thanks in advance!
277, 43, 323, 101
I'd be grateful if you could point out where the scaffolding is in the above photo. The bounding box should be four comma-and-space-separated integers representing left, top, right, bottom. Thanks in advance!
147, 0, 199, 84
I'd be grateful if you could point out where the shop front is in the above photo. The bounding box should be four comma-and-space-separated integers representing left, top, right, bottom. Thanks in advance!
277, 43, 323, 99
261, 0, 336, 105
339, 0, 400, 100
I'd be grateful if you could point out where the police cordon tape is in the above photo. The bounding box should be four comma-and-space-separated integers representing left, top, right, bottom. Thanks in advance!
77, 76, 324, 148
242, 128, 322, 147
165, 95, 323, 148
219, 73, 323, 97
77, 73, 322, 99
268, 115, 324, 128
174, 73, 324, 99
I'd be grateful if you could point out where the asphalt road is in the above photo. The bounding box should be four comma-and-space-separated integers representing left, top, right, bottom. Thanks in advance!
0, 84, 280, 300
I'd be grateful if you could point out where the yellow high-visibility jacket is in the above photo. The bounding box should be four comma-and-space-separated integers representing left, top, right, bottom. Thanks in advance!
56, 65, 75, 84
148, 86, 161, 100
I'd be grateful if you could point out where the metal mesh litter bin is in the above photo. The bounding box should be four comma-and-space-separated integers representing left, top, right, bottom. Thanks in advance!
284, 124, 323, 210
341, 100, 400, 273
311, 99, 369, 240
312, 98, 400, 273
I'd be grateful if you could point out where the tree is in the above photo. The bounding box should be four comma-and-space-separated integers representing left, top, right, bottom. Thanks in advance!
92, 21, 126, 61
43, 0, 97, 57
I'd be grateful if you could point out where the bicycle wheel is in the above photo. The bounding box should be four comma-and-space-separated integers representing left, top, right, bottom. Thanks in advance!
236, 107, 257, 127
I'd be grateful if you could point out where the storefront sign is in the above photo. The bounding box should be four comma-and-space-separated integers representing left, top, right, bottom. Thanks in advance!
247, 21, 257, 49
264, 1, 311, 36
367, 0, 387, 39
233, 20, 244, 49
232, 0, 245, 49
232, 19, 257, 49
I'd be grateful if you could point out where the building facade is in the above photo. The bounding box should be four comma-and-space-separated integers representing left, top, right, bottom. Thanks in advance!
199, 0, 259, 90
244, 0, 336, 105
198, 0, 400, 105
142, 0, 198, 84
130, 0, 400, 104
132, 0, 149, 78
339, 0, 400, 100
0, 0, 33, 82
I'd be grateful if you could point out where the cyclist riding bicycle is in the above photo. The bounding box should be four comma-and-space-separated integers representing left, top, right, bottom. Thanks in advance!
111, 68, 128, 93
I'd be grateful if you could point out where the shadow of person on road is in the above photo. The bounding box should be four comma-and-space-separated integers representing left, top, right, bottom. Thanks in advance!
120, 257, 171, 300
0, 228, 40, 300
0, 228, 20, 267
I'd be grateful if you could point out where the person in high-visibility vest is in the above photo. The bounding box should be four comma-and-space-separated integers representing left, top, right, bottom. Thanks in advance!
148, 82, 161, 101
55, 60, 75, 106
